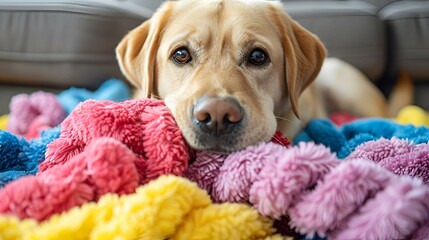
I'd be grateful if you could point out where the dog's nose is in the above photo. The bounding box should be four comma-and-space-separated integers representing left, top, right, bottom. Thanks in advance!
193, 97, 244, 135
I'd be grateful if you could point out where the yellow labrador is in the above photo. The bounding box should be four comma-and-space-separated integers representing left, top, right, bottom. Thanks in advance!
116, 0, 388, 152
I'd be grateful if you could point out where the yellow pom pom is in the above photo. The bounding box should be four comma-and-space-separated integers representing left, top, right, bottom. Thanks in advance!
395, 105, 429, 126
0, 114, 8, 130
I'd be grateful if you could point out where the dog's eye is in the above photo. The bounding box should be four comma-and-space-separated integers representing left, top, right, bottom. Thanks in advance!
172, 48, 192, 64
248, 49, 268, 66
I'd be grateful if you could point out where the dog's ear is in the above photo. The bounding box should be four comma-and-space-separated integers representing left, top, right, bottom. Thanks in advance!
116, 2, 174, 98
271, 5, 326, 118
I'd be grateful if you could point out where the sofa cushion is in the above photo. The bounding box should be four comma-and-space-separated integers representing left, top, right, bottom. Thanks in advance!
283, 1, 386, 80
379, 1, 429, 80
0, 0, 150, 89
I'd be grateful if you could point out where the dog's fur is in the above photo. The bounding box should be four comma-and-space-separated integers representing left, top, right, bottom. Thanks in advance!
116, 0, 390, 152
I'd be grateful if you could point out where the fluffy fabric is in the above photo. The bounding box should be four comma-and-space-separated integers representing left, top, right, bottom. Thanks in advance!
5, 79, 130, 140
295, 118, 429, 158
0, 176, 286, 240
187, 141, 429, 239
2, 95, 429, 239
329, 112, 358, 126
409, 221, 429, 240
40, 99, 190, 183
348, 137, 429, 183
395, 105, 429, 127
0, 137, 139, 221
7, 91, 65, 139
0, 115, 8, 130
57, 78, 130, 114
328, 175, 429, 240
249, 143, 339, 219
0, 127, 60, 187
0, 99, 190, 221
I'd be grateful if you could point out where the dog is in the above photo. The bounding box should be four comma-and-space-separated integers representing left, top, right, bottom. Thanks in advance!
116, 0, 390, 153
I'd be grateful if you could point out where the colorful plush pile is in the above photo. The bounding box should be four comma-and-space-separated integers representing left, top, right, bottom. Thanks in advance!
0, 99, 189, 221
0, 83, 429, 239
187, 141, 429, 239
4, 79, 130, 139
0, 175, 285, 240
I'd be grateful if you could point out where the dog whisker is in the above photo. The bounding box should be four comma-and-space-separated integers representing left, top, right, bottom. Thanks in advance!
256, 135, 270, 145
274, 115, 304, 138
270, 133, 289, 148
274, 116, 295, 124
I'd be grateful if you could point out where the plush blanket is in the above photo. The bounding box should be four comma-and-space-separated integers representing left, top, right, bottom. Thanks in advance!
295, 118, 429, 159
0, 81, 428, 239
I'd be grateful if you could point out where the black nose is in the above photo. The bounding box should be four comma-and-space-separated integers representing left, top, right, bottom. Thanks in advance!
193, 96, 244, 135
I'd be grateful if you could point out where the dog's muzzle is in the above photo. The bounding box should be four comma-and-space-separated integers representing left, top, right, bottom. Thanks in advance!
191, 96, 245, 152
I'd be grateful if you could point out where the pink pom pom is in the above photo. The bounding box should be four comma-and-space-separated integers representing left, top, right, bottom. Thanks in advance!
331, 176, 429, 240
7, 91, 65, 137
249, 142, 339, 219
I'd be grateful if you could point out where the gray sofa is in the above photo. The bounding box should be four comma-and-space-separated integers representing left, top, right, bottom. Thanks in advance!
0, 0, 428, 114
283, 0, 429, 108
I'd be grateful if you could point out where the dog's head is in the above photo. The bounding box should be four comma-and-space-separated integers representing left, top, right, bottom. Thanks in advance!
116, 0, 325, 152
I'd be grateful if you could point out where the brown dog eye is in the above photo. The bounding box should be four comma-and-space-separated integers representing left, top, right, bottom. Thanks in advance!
248, 49, 268, 66
172, 48, 192, 64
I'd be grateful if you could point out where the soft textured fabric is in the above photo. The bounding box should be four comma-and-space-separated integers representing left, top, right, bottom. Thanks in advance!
395, 105, 429, 127
6, 91, 65, 139
348, 137, 429, 183
57, 78, 131, 115
0, 175, 286, 240
0, 127, 60, 187
328, 112, 358, 126
41, 99, 190, 183
0, 99, 190, 221
0, 115, 8, 130
187, 141, 429, 239
5, 79, 131, 140
327, 104, 429, 133
0, 137, 140, 221
294, 118, 429, 158
2, 96, 429, 239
